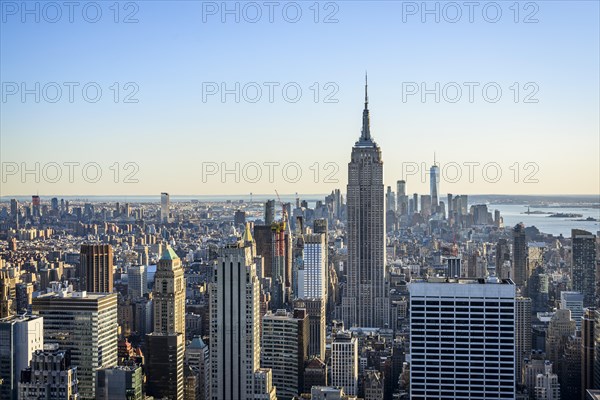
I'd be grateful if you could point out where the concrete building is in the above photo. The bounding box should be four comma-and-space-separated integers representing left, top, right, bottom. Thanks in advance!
534, 361, 560, 400
545, 309, 576, 367
18, 344, 78, 400
261, 309, 308, 399
331, 331, 358, 396
513, 223, 528, 287
294, 298, 326, 360
409, 278, 516, 400
253, 369, 277, 400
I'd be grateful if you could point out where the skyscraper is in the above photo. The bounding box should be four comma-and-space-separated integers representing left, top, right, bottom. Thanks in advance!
0, 315, 44, 400
161, 192, 170, 223
261, 309, 309, 400
582, 308, 596, 399
79, 243, 114, 293
298, 233, 327, 300
561, 291, 584, 328
342, 76, 388, 329
409, 278, 516, 400
331, 330, 358, 396
210, 232, 262, 399
294, 298, 326, 360
146, 247, 186, 400
516, 297, 532, 384
127, 264, 147, 299
32, 286, 118, 400
571, 229, 597, 307
430, 160, 439, 209
96, 365, 143, 400
264, 199, 276, 225
153, 247, 185, 337
396, 180, 408, 216
513, 223, 528, 286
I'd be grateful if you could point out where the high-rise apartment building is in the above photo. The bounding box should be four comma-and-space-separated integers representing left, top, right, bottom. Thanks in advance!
571, 230, 597, 307
409, 278, 516, 400
330, 331, 358, 396
261, 309, 309, 400
79, 243, 113, 293
0, 315, 44, 400
32, 286, 118, 400
342, 77, 388, 329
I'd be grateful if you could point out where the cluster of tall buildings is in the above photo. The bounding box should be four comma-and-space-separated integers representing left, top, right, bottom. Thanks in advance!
0, 80, 599, 400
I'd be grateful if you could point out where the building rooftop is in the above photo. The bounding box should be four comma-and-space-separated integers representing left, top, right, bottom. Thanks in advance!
160, 246, 179, 261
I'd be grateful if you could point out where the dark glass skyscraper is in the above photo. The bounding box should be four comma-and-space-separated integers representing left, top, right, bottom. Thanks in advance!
341, 77, 388, 328
571, 229, 597, 307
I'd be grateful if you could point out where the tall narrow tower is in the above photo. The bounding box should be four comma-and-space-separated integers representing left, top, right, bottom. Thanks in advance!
210, 226, 263, 400
341, 76, 388, 328
146, 246, 186, 400
153, 247, 186, 337
430, 154, 439, 208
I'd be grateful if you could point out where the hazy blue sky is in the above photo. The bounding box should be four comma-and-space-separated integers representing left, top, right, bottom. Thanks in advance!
1, 0, 599, 196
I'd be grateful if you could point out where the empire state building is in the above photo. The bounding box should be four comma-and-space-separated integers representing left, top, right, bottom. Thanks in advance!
341, 76, 389, 328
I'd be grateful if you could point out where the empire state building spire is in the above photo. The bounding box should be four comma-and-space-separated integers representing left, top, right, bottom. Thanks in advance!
361, 72, 371, 141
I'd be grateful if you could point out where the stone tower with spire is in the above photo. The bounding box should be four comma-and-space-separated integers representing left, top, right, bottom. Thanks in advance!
341, 75, 389, 328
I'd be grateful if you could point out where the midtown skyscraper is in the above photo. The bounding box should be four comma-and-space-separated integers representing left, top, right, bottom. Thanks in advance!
342, 77, 388, 329
79, 243, 113, 293
571, 229, 597, 307
210, 226, 263, 400
146, 247, 186, 400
